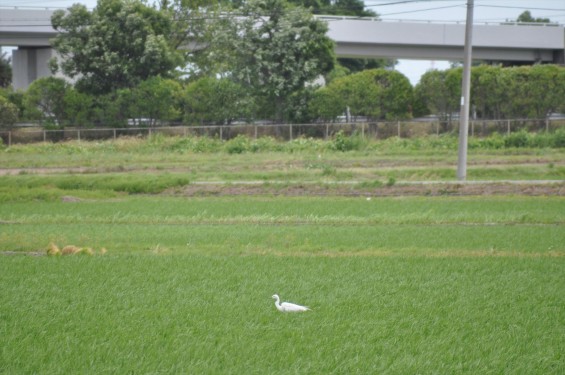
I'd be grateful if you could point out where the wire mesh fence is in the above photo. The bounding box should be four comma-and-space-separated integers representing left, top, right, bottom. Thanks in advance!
1, 118, 563, 146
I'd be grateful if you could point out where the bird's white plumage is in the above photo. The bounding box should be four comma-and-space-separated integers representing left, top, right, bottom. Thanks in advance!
272, 294, 310, 312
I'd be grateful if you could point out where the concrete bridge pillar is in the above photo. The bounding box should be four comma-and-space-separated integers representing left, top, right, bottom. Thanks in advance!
12, 47, 56, 90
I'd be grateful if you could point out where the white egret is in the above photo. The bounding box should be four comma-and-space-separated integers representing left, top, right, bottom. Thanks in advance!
272, 294, 310, 312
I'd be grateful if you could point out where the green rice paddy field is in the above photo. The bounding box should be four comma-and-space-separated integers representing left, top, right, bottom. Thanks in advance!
1, 136, 564, 373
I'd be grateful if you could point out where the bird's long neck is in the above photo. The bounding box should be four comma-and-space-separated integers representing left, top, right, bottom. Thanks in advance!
274, 296, 283, 311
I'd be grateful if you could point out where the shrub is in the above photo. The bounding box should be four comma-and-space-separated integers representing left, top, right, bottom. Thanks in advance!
469, 133, 505, 149
225, 134, 250, 154
527, 132, 554, 148
169, 136, 222, 153
552, 129, 565, 148
426, 135, 458, 150
250, 137, 280, 153
0, 96, 18, 128
332, 130, 366, 152
285, 137, 326, 153
504, 130, 529, 148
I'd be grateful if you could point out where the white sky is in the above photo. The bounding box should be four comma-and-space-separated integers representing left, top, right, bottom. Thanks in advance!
1, 0, 564, 84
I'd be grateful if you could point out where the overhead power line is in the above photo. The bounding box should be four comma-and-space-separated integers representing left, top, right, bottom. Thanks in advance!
378, 4, 465, 16
365, 0, 439, 6
478, 5, 565, 12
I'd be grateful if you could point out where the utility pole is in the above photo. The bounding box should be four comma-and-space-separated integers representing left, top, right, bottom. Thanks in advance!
456, 0, 474, 180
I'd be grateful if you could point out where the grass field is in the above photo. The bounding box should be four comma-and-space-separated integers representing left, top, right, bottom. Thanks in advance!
1, 136, 564, 373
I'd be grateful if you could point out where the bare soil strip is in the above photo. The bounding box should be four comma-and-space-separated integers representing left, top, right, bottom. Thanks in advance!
172, 181, 565, 197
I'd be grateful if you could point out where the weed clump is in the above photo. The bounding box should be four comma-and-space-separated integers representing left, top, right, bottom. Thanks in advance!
61, 245, 81, 255
46, 243, 107, 256
225, 134, 250, 154
332, 130, 366, 152
79, 247, 94, 256
46, 243, 60, 256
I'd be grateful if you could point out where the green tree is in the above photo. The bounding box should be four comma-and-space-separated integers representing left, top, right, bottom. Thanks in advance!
157, 0, 215, 48
181, 77, 255, 124
63, 89, 96, 127
0, 51, 12, 88
157, 0, 225, 73
417, 65, 565, 122
311, 69, 412, 121
527, 65, 565, 119
24, 77, 69, 126
504, 66, 537, 118
50, 0, 183, 95
286, 0, 395, 74
332, 71, 381, 120
0, 88, 24, 120
280, 87, 318, 123
414, 69, 460, 126
0, 96, 18, 128
285, 0, 328, 13
285, 0, 376, 16
504, 65, 565, 119
91, 93, 130, 127
470, 65, 508, 119
123, 77, 182, 126
309, 85, 344, 121
203, 0, 335, 122
371, 69, 413, 120
516, 11, 551, 23
337, 58, 396, 75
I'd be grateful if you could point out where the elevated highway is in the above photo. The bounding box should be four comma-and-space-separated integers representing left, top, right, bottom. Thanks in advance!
1, 8, 564, 89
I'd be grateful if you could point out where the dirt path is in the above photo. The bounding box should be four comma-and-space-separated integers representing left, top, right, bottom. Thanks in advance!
171, 180, 565, 197
0, 167, 92, 175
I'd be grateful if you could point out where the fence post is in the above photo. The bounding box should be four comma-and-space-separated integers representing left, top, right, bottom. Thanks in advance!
254, 125, 257, 140
220, 126, 223, 141
545, 118, 549, 133
325, 123, 329, 140
507, 120, 510, 136
289, 124, 293, 141
113, 129, 116, 140
78, 129, 81, 142
361, 122, 365, 138
397, 121, 401, 138
8, 131, 11, 147
43, 130, 46, 142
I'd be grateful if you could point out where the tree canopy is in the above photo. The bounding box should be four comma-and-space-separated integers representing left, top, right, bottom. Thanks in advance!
311, 69, 413, 121
23, 77, 70, 126
202, 0, 335, 121
50, 0, 183, 95
416, 64, 565, 121
414, 69, 460, 123
181, 77, 254, 124
515, 11, 551, 24
286, 0, 376, 16
0, 51, 12, 88
0, 96, 18, 128
1, 0, 551, 128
